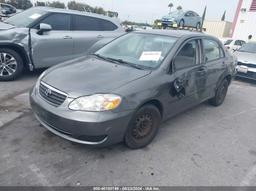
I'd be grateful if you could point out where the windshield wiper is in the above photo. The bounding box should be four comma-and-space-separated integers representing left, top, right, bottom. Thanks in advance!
92, 54, 145, 70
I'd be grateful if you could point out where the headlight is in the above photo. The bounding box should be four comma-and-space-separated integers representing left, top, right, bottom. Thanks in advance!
69, 94, 122, 112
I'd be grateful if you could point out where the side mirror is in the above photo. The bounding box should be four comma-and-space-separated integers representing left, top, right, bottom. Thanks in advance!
37, 23, 52, 35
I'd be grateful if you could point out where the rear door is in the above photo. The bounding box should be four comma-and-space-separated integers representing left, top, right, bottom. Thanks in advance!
202, 38, 227, 97
71, 15, 121, 58
31, 13, 74, 68
165, 38, 208, 117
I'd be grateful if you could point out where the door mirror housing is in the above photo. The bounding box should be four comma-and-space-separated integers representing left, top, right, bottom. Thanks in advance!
37, 23, 52, 35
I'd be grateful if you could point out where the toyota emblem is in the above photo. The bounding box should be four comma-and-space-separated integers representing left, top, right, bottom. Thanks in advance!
45, 88, 52, 97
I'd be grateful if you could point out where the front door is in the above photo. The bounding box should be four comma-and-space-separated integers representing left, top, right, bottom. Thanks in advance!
202, 38, 227, 97
31, 13, 74, 68
165, 39, 208, 117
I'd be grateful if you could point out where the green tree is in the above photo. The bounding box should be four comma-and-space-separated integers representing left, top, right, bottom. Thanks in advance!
67, 1, 93, 12
8, 0, 32, 9
93, 7, 106, 15
35, 1, 46, 6
47, 1, 65, 9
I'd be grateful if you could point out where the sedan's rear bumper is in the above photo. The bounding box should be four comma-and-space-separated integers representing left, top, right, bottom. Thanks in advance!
30, 87, 134, 147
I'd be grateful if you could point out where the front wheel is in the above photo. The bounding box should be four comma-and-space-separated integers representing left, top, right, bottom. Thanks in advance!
124, 104, 161, 149
0, 48, 24, 81
209, 79, 229, 106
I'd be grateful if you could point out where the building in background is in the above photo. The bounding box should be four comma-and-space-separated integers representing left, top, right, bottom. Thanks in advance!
232, 0, 256, 40
203, 20, 232, 38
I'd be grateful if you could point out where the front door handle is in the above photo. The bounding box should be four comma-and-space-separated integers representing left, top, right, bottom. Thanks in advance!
97, 35, 104, 38
197, 67, 207, 76
63, 36, 72, 39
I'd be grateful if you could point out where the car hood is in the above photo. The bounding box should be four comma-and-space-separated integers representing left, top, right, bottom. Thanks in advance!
235, 51, 256, 64
42, 57, 151, 97
0, 21, 15, 30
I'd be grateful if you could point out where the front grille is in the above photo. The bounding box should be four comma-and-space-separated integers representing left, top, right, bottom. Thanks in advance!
39, 82, 67, 107
237, 62, 256, 68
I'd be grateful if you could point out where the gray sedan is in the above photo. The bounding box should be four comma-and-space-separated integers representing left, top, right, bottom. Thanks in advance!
30, 30, 235, 149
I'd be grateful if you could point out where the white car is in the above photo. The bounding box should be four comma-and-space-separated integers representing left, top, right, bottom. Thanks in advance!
221, 38, 246, 51
234, 42, 256, 80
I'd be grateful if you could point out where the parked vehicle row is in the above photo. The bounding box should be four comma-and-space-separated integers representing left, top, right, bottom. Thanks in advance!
30, 30, 236, 149
0, 7, 124, 81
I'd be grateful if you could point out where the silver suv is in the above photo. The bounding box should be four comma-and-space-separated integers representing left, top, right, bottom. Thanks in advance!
0, 7, 124, 81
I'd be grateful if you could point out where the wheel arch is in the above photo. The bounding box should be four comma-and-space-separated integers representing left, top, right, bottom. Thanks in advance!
137, 99, 164, 118
0, 43, 30, 70
215, 73, 232, 91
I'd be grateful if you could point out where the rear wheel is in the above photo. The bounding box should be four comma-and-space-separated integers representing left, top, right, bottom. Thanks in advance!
196, 22, 201, 30
0, 48, 23, 81
124, 104, 161, 149
209, 79, 229, 106
179, 20, 185, 28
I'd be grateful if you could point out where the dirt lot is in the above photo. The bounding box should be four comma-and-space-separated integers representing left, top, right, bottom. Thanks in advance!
0, 73, 256, 186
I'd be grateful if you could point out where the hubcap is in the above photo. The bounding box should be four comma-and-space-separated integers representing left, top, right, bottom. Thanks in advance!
0, 53, 17, 77
132, 114, 153, 140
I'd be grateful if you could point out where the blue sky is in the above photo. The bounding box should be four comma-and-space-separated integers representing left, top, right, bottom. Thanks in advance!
32, 0, 239, 23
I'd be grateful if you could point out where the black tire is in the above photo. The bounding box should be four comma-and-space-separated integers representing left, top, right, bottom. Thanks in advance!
124, 104, 161, 149
209, 79, 229, 106
179, 20, 185, 28
0, 48, 24, 81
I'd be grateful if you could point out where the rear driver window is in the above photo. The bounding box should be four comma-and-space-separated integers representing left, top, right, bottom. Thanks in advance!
73, 15, 117, 31
203, 39, 224, 62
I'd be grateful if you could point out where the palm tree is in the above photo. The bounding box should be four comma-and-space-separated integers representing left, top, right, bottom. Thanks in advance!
168, 3, 173, 13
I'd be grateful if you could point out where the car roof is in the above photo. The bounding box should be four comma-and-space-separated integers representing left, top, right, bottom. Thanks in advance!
32, 6, 121, 24
134, 29, 207, 38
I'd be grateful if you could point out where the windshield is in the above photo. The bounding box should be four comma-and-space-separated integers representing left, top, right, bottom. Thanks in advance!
168, 10, 184, 17
224, 39, 233, 45
95, 33, 177, 69
238, 43, 256, 53
5, 8, 47, 27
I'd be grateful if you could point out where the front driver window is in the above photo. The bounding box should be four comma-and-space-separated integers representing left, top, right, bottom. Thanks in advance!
39, 13, 71, 31
174, 40, 198, 70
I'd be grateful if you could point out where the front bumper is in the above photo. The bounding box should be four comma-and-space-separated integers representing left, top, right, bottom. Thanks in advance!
161, 20, 177, 27
30, 87, 134, 147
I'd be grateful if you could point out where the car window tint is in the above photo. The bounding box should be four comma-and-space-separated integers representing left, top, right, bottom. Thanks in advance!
40, 13, 71, 30
73, 15, 117, 31
234, 40, 242, 46
100, 19, 117, 31
224, 40, 233, 45
174, 40, 198, 70
203, 39, 224, 62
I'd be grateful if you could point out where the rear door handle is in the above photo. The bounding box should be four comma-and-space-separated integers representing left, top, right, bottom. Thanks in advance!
63, 36, 72, 39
